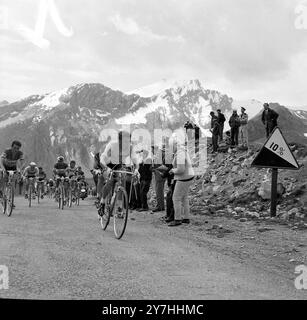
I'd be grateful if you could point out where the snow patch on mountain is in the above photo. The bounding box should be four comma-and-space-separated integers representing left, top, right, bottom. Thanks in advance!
116, 93, 171, 125
127, 79, 203, 97
29, 87, 70, 110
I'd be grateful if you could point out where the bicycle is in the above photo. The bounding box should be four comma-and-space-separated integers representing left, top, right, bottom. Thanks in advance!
1, 170, 17, 217
27, 177, 36, 208
98, 169, 136, 239
68, 176, 79, 207
56, 176, 66, 210
36, 180, 45, 204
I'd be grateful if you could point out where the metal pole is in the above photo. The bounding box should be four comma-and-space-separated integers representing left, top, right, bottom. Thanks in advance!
270, 168, 278, 217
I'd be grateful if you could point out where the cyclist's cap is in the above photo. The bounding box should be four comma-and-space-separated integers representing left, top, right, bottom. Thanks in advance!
30, 162, 36, 166
57, 156, 64, 161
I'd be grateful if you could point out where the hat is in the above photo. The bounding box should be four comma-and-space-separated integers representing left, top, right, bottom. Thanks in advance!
29, 162, 36, 166
241, 107, 246, 111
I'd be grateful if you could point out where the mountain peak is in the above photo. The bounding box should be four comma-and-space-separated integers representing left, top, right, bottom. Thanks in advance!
126, 78, 203, 97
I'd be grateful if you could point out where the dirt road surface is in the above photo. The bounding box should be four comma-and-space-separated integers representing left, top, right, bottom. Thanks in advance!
0, 196, 306, 300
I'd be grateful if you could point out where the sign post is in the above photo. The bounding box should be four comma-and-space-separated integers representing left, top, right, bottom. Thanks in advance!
270, 168, 278, 217
251, 127, 300, 217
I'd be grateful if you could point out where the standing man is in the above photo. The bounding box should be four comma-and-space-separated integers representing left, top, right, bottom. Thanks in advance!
229, 110, 241, 146
239, 107, 249, 148
261, 103, 279, 138
152, 145, 166, 213
210, 111, 217, 130
210, 118, 220, 153
136, 149, 152, 212
217, 109, 226, 142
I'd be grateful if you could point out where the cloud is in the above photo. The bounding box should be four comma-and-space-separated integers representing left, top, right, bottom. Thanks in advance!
109, 13, 185, 44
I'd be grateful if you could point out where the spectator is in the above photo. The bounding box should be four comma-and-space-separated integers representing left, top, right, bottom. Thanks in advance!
261, 103, 279, 138
136, 149, 152, 212
224, 131, 232, 147
239, 107, 249, 148
93, 152, 105, 205
211, 118, 220, 153
152, 145, 166, 213
210, 111, 217, 129
168, 135, 195, 227
229, 110, 241, 146
217, 109, 226, 141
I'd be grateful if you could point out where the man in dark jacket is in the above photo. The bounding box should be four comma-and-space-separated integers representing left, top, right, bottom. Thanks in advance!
217, 109, 226, 141
229, 110, 241, 146
211, 118, 220, 153
136, 150, 152, 212
261, 103, 279, 138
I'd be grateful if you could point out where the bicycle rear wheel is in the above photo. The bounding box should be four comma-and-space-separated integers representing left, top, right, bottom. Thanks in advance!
99, 193, 111, 231
113, 187, 128, 239
6, 185, 14, 217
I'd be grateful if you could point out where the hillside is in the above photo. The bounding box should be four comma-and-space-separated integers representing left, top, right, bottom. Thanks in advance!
248, 103, 307, 145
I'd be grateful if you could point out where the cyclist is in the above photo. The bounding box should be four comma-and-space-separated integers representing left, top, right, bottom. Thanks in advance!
0, 141, 24, 202
97, 131, 139, 216
47, 178, 55, 197
53, 156, 69, 202
37, 167, 47, 198
66, 160, 78, 178
66, 160, 78, 201
23, 162, 39, 199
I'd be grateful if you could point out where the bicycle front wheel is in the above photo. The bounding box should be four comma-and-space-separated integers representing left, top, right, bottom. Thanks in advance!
6, 185, 14, 217
28, 185, 32, 208
68, 188, 72, 207
1, 190, 7, 215
112, 187, 128, 239
37, 186, 40, 204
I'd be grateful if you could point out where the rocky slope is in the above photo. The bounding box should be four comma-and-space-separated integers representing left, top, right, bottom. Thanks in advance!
189, 148, 307, 230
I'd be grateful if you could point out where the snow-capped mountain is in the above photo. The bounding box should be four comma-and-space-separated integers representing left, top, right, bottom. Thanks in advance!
122, 79, 233, 135
0, 80, 306, 176
0, 100, 9, 107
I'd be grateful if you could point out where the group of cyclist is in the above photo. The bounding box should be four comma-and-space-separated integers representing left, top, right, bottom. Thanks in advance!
0, 140, 88, 208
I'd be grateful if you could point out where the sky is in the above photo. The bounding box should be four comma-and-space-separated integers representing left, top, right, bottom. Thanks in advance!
1, 0, 307, 109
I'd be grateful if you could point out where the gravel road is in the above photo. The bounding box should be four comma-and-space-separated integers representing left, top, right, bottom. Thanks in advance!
0, 196, 306, 300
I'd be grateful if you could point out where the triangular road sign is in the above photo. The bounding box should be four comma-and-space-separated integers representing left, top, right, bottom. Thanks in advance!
251, 127, 299, 170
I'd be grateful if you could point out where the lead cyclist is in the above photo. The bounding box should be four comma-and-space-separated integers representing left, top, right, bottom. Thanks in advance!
0, 141, 24, 206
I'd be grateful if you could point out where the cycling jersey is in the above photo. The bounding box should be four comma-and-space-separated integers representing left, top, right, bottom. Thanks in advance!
38, 172, 47, 181
1, 149, 24, 170
24, 166, 39, 178
54, 162, 68, 177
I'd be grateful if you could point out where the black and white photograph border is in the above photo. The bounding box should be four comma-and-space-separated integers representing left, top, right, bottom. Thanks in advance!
0, 0, 306, 312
